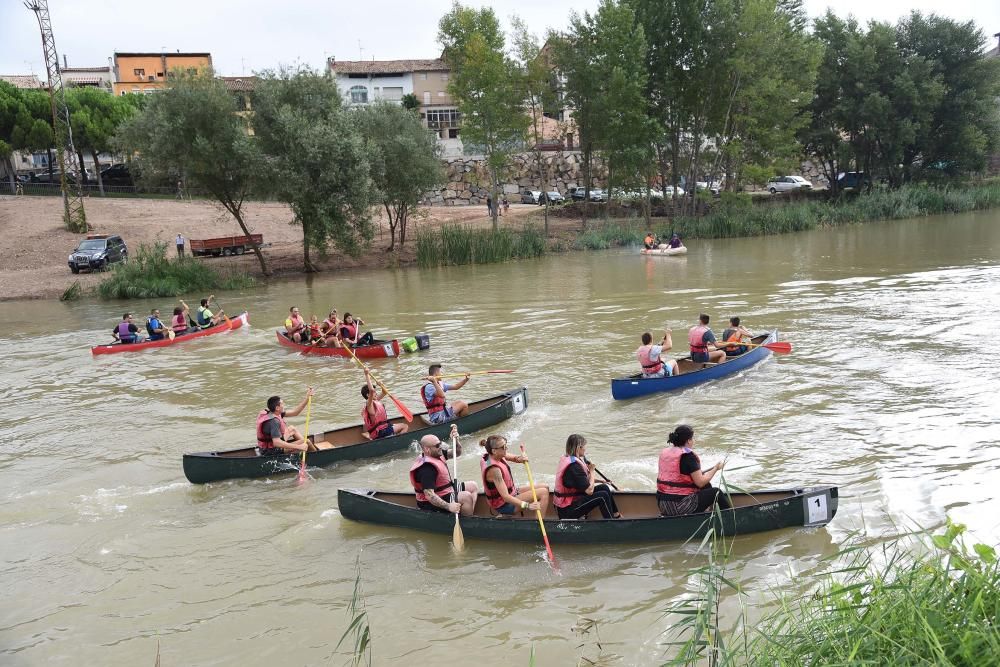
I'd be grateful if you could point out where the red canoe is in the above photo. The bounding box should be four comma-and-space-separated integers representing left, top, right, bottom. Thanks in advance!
275, 331, 401, 358
91, 312, 249, 355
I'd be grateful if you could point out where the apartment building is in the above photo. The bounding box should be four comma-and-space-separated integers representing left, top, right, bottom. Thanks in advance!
112, 52, 212, 95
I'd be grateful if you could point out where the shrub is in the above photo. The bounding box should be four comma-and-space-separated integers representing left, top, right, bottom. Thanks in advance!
415, 225, 546, 267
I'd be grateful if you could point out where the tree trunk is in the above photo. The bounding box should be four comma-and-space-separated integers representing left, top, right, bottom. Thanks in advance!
4, 156, 15, 194
398, 207, 410, 247
302, 230, 319, 273
383, 202, 397, 251
604, 162, 612, 223
490, 167, 499, 232
90, 149, 105, 196
76, 149, 89, 185
582, 145, 592, 230
228, 203, 270, 276
46, 148, 55, 182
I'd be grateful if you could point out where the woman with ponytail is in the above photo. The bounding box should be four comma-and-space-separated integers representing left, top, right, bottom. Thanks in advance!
656, 425, 731, 517
552, 434, 621, 519
479, 435, 550, 516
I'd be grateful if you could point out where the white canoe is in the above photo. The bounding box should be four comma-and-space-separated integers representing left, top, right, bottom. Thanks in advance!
640, 245, 687, 256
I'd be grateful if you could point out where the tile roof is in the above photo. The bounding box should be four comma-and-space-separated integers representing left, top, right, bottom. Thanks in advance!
329, 58, 449, 74
0, 74, 45, 89
220, 76, 257, 91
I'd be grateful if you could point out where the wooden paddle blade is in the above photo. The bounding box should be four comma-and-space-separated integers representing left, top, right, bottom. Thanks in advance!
389, 393, 414, 422
763, 341, 792, 354
453, 514, 465, 551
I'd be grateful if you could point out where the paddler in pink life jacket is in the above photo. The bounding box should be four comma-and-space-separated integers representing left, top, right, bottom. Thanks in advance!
480, 435, 549, 516
656, 424, 731, 517
361, 367, 408, 440
554, 434, 621, 519
256, 387, 315, 454
338, 313, 374, 347
172, 300, 192, 335
284, 306, 307, 343
410, 424, 479, 516
636, 329, 680, 378
688, 313, 726, 365
314, 309, 343, 348
111, 312, 141, 344
421, 363, 470, 425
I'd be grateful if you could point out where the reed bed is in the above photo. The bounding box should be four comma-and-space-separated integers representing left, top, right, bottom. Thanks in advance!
97, 242, 255, 300
416, 224, 546, 267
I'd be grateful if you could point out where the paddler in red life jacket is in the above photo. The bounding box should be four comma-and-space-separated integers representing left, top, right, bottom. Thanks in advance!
111, 312, 141, 344
656, 424, 731, 517
636, 329, 681, 378
721, 316, 752, 356
171, 300, 192, 336
554, 434, 621, 519
480, 435, 549, 516
316, 309, 343, 348
409, 424, 479, 516
361, 367, 408, 440
688, 313, 726, 365
256, 387, 315, 455
338, 313, 374, 347
284, 306, 307, 343
421, 364, 470, 425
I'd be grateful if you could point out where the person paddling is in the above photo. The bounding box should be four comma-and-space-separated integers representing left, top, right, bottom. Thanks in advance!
195, 295, 225, 328
668, 233, 683, 249
339, 313, 374, 347
284, 306, 307, 343
112, 313, 141, 344
480, 435, 549, 517
553, 434, 621, 519
421, 364, 470, 424
172, 300, 192, 336
656, 424, 731, 516
317, 309, 343, 348
145, 308, 171, 341
361, 367, 408, 440
688, 314, 726, 365
410, 425, 478, 516
637, 329, 680, 378
256, 387, 315, 455
721, 316, 753, 356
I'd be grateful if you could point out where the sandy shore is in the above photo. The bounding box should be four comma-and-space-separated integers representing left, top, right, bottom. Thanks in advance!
0, 195, 564, 301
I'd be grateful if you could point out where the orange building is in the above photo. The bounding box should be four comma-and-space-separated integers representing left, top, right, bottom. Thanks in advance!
112, 52, 213, 95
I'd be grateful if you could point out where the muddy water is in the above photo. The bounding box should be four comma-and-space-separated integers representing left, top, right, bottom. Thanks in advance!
1, 210, 999, 665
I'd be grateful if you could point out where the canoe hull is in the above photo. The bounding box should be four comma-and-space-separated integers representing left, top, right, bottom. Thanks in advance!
640, 246, 687, 256
338, 486, 838, 544
611, 330, 778, 400
91, 312, 249, 355
275, 331, 404, 358
182, 387, 529, 484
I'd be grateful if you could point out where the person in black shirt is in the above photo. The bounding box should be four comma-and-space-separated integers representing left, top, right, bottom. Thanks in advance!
656, 424, 731, 516
553, 434, 621, 519
411, 425, 479, 515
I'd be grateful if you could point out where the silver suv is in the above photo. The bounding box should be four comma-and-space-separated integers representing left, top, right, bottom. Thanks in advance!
68, 234, 128, 273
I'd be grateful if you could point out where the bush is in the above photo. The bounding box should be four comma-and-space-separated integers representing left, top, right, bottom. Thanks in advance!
416, 225, 546, 267
96, 242, 255, 300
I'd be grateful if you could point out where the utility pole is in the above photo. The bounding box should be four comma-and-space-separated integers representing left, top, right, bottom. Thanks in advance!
25, 0, 88, 233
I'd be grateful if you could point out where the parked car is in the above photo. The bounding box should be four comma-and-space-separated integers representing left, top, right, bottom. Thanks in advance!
520, 190, 542, 204
569, 186, 588, 201
68, 234, 128, 273
663, 185, 686, 197
99, 163, 135, 187
588, 189, 607, 202
538, 190, 564, 205
837, 171, 871, 190
767, 175, 812, 193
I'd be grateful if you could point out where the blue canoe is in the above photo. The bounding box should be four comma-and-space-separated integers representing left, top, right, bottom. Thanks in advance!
611, 330, 779, 400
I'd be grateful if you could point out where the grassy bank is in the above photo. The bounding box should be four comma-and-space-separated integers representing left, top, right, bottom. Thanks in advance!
416, 224, 546, 267
94, 242, 256, 300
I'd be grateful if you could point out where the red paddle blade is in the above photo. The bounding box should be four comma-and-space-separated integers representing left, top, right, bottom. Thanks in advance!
389, 394, 414, 423
297, 453, 308, 483
763, 342, 792, 354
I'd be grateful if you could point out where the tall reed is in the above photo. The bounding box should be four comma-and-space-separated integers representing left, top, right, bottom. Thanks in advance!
416, 224, 546, 267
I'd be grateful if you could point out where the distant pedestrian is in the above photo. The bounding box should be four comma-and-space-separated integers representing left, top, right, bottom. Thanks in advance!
486, 195, 493, 217
175, 179, 183, 200
176, 233, 185, 258
502, 196, 510, 214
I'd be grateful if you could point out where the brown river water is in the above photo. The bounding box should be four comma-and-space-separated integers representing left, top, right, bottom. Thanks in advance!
2, 211, 999, 665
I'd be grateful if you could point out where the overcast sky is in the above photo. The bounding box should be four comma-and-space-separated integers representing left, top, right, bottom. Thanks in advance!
2, 0, 997, 77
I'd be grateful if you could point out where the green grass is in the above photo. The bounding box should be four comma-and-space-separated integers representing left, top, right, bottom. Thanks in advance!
575, 220, 646, 249
96, 241, 255, 300
416, 224, 546, 267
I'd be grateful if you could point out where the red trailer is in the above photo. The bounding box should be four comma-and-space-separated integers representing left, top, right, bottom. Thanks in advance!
189, 234, 263, 257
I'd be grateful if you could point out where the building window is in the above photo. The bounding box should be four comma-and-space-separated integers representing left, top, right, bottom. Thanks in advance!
382, 86, 403, 101
420, 73, 428, 80
440, 73, 448, 81
349, 85, 368, 104
425, 108, 461, 129
437, 91, 446, 97
449, 128, 460, 139
133, 68, 145, 77
157, 72, 164, 77
132, 87, 140, 93
423, 92, 431, 104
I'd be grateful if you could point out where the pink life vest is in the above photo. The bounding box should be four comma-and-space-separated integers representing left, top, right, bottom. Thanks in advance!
409, 455, 453, 502
688, 325, 709, 353
481, 454, 516, 510
256, 410, 287, 450
341, 322, 358, 342
362, 400, 390, 438
553, 455, 588, 508
172, 313, 188, 333
657, 447, 699, 496
286, 314, 305, 334
636, 344, 664, 374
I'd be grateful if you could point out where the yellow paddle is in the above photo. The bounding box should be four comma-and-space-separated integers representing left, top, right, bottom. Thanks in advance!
451, 429, 465, 551
520, 443, 558, 573
296, 394, 312, 484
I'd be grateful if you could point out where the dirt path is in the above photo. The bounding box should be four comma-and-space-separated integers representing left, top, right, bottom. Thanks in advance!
0, 195, 575, 301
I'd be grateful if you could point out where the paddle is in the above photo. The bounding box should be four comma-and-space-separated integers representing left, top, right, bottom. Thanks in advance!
520, 443, 558, 572
584, 457, 620, 491
733, 340, 792, 354
297, 393, 313, 484
436, 370, 515, 379
300, 336, 325, 356
343, 344, 414, 423
451, 429, 465, 551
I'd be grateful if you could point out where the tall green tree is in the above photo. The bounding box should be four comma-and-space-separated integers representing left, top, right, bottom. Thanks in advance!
67, 88, 140, 195
252, 67, 377, 271
355, 102, 443, 251
116, 72, 269, 275
438, 2, 529, 230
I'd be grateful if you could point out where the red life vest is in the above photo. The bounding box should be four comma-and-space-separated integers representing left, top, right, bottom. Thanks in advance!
481, 454, 516, 510
657, 446, 700, 496
172, 313, 188, 333
362, 400, 390, 438
409, 455, 454, 502
341, 322, 358, 341
322, 318, 338, 335
421, 383, 447, 415
688, 325, 709, 353
636, 344, 664, 374
256, 410, 287, 450
553, 455, 588, 508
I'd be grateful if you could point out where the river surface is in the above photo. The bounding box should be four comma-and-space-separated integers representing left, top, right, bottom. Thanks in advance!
2, 211, 999, 665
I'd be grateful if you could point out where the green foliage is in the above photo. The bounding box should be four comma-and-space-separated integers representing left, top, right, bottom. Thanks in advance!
96, 242, 254, 300
336, 556, 373, 667
416, 225, 546, 267
355, 102, 443, 250
400, 93, 420, 111
66, 88, 139, 192
253, 67, 377, 270
575, 221, 645, 249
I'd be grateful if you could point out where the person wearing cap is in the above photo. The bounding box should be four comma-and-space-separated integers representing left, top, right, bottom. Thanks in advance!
479, 435, 549, 516
361, 367, 408, 440
421, 363, 470, 425
409, 425, 478, 516
668, 233, 683, 249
